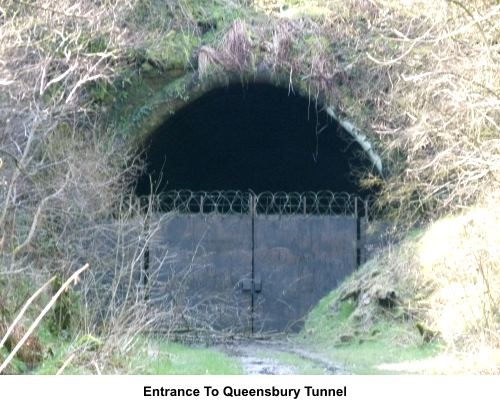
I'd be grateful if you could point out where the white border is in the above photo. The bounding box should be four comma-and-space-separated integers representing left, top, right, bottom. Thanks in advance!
1, 375, 497, 405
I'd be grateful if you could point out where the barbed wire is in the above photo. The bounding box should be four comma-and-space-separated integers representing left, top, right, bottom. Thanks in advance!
157, 190, 369, 216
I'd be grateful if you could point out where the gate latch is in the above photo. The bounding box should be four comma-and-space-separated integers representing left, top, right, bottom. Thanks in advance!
240, 277, 262, 293
240, 279, 252, 292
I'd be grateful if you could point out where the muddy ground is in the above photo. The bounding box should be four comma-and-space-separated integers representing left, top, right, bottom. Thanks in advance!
216, 339, 344, 375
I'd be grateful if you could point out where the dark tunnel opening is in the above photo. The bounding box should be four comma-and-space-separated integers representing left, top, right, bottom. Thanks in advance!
135, 83, 374, 203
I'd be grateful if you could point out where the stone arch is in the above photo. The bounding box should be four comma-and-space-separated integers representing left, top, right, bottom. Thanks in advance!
126, 71, 383, 197
128, 71, 382, 176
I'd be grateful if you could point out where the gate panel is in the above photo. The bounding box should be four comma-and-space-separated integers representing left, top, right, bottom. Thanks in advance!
149, 214, 252, 333
253, 215, 357, 333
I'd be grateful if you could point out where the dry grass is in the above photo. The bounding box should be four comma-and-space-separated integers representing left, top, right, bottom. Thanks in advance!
195, 1, 500, 224
417, 192, 500, 352
199, 19, 252, 78
377, 348, 500, 374
333, 191, 499, 373
0, 0, 183, 372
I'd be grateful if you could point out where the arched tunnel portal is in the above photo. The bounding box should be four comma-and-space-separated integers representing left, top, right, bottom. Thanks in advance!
134, 82, 382, 334
136, 83, 377, 197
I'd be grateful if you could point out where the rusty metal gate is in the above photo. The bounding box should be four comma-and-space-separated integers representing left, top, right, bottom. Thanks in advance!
148, 191, 364, 334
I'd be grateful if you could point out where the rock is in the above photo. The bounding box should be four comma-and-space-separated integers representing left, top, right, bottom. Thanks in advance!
416, 323, 437, 343
339, 334, 354, 343
376, 289, 397, 308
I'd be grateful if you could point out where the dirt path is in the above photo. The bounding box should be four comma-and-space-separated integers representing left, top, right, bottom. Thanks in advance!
218, 339, 344, 375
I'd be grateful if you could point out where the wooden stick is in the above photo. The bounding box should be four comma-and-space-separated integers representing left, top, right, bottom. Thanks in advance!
56, 353, 75, 375
0, 263, 89, 374
0, 276, 56, 351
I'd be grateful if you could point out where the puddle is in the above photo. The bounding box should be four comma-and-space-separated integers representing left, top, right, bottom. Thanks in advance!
240, 355, 296, 375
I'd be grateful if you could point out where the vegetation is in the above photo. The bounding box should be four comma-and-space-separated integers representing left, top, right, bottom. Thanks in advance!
35, 335, 242, 375
129, 341, 242, 375
1, 0, 499, 374
302, 194, 500, 373
300, 275, 439, 374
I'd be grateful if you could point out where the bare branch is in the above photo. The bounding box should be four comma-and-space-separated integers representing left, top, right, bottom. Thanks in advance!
0, 263, 89, 374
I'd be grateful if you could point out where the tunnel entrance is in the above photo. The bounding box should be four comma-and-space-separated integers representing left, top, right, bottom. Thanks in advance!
135, 83, 379, 334
136, 83, 372, 197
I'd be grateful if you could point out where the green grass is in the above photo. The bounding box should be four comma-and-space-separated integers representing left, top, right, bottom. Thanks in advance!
34, 329, 243, 375
301, 288, 357, 342
130, 340, 243, 375
34, 326, 95, 375
308, 322, 441, 374
298, 274, 442, 374
0, 347, 29, 374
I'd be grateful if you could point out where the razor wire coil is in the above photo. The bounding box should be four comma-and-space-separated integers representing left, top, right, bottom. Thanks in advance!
157, 190, 369, 216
